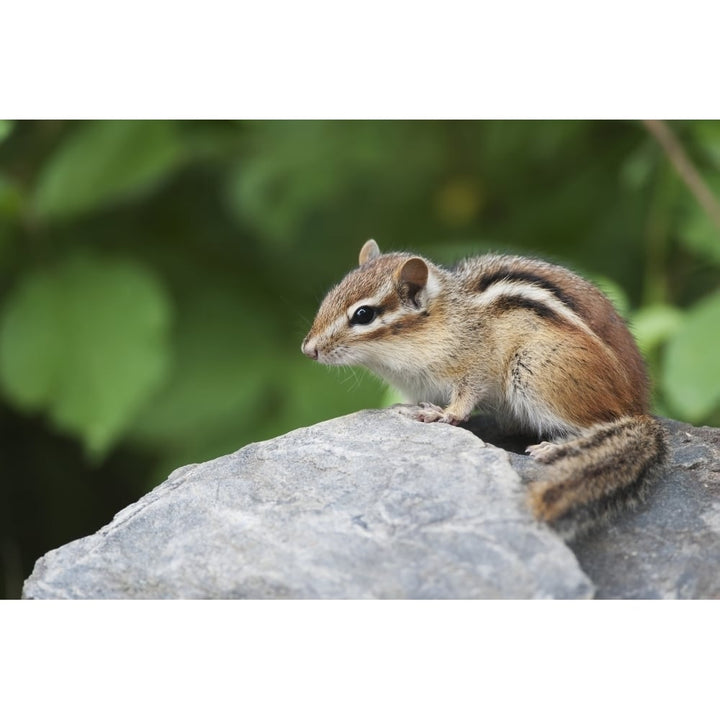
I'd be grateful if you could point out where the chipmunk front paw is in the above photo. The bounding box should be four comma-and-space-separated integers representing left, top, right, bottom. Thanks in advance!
393, 402, 460, 424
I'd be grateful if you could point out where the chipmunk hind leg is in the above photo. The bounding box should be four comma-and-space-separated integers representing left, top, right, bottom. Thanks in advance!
526, 415, 667, 540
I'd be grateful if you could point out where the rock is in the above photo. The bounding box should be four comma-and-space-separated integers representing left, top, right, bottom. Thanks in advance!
566, 420, 720, 599
22, 410, 720, 599
22, 410, 593, 599
484, 417, 720, 599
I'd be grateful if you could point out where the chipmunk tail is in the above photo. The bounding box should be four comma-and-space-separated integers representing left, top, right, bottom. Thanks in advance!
526, 415, 668, 540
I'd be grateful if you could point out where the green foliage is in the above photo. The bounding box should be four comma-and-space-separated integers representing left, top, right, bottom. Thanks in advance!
226, 121, 443, 248
2, 119, 720, 467
662, 292, 720, 421
677, 164, 720, 268
0, 254, 172, 457
32, 120, 183, 221
127, 282, 282, 472
631, 304, 684, 357
2, 120, 720, 596
0, 120, 14, 144
0, 173, 22, 218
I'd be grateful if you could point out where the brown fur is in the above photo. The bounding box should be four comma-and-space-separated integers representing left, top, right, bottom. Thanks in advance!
527, 415, 667, 537
305, 254, 415, 341
302, 243, 668, 539
461, 253, 650, 417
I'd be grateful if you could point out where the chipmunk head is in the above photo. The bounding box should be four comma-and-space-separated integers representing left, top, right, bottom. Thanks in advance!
301, 239, 442, 368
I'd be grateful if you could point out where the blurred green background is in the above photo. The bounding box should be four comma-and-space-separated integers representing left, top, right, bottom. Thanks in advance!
1, 120, 719, 598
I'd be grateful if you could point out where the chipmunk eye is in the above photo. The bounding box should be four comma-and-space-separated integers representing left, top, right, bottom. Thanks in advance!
350, 305, 377, 325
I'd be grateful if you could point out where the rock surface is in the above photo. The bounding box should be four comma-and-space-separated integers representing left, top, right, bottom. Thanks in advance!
567, 420, 720, 598
23, 410, 592, 599
480, 417, 720, 599
23, 410, 720, 599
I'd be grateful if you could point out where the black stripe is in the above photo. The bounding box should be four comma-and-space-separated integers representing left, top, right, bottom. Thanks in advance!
552, 466, 655, 528
541, 421, 629, 461
477, 270, 578, 312
492, 294, 564, 323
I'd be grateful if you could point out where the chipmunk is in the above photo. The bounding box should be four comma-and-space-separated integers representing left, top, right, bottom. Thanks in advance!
301, 239, 667, 539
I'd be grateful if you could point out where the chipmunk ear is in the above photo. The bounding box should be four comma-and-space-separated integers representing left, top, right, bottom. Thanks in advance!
397, 257, 429, 307
359, 239, 381, 265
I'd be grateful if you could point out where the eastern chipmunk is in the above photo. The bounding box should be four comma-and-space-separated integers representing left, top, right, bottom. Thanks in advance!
302, 239, 667, 539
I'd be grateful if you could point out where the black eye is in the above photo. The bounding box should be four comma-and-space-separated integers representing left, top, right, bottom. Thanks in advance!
350, 305, 377, 325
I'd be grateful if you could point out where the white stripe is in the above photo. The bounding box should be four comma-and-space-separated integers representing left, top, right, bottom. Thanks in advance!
472, 280, 597, 338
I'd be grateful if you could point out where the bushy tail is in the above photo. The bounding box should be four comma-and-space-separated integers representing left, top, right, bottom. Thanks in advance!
527, 415, 668, 540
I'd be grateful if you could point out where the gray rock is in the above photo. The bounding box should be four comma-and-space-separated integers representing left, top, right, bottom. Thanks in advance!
566, 420, 720, 599
490, 417, 720, 599
22, 410, 593, 599
23, 410, 720, 600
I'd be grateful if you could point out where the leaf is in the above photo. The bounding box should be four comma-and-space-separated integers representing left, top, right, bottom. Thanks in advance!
0, 174, 23, 219
0, 120, 14, 144
226, 122, 369, 245
662, 291, 720, 422
225, 121, 443, 246
630, 304, 684, 356
0, 174, 23, 266
0, 255, 172, 457
33, 120, 182, 222
677, 171, 720, 266
130, 285, 278, 447
691, 121, 720, 169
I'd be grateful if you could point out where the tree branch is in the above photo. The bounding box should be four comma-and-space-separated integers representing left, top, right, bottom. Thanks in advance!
642, 119, 720, 232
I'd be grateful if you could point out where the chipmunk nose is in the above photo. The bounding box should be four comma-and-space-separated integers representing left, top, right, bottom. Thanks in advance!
301, 338, 318, 359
